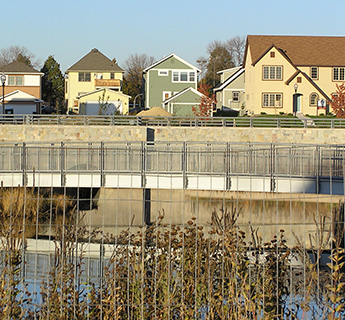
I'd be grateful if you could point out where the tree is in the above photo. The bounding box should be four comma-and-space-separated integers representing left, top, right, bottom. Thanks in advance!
41, 56, 65, 114
122, 53, 155, 108
331, 83, 345, 118
198, 36, 246, 89
226, 35, 246, 67
192, 83, 216, 117
0, 45, 40, 68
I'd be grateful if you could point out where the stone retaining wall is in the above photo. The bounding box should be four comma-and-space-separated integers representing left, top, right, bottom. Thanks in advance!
0, 125, 341, 144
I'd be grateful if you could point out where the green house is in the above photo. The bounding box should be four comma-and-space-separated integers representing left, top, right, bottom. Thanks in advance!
143, 53, 200, 114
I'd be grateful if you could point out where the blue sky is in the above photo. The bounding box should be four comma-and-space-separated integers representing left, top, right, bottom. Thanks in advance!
3, 0, 344, 72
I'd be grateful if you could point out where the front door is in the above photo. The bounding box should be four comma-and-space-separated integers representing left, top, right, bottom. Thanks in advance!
296, 95, 301, 113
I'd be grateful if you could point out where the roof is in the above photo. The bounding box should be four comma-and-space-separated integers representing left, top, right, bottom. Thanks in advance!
66, 48, 124, 73
163, 87, 205, 104
4, 90, 43, 102
245, 35, 345, 67
143, 53, 200, 73
77, 88, 130, 99
2, 61, 42, 74
214, 68, 245, 92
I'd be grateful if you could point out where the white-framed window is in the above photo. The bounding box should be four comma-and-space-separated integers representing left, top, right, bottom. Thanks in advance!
262, 93, 282, 107
110, 73, 114, 79
159, 70, 169, 76
172, 71, 196, 82
333, 67, 345, 81
263, 66, 282, 80
310, 93, 319, 106
311, 67, 318, 80
232, 91, 239, 102
8, 75, 23, 86
163, 91, 171, 101
78, 72, 91, 82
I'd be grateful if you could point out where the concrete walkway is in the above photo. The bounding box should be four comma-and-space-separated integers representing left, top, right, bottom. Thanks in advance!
296, 113, 315, 126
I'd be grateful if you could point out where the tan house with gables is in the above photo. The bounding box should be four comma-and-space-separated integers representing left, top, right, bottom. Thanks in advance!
65, 48, 130, 115
244, 35, 345, 115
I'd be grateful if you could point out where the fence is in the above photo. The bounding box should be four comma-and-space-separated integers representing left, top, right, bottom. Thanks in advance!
1, 114, 345, 128
0, 142, 345, 318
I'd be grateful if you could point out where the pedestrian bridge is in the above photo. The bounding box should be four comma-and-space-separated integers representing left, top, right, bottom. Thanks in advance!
0, 141, 344, 195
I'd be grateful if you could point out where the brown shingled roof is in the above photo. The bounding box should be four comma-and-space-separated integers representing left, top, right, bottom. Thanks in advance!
2, 61, 41, 73
66, 48, 124, 73
246, 35, 345, 67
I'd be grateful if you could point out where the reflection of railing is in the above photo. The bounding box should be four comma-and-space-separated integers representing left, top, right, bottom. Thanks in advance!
94, 79, 121, 87
1, 115, 345, 128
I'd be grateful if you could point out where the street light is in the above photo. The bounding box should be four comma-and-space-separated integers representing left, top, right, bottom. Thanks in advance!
1, 73, 6, 115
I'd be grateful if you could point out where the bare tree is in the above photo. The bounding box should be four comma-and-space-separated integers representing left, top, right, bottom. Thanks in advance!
0, 45, 40, 69
122, 53, 155, 108
226, 36, 246, 66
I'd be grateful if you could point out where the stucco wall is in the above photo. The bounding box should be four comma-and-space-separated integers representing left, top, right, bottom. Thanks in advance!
0, 125, 343, 144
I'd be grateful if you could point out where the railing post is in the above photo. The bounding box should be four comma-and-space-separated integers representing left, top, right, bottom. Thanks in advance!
182, 142, 188, 188
304, 119, 307, 128
250, 118, 253, 128
60, 142, 65, 187
22, 142, 27, 186
331, 119, 334, 129
100, 142, 105, 186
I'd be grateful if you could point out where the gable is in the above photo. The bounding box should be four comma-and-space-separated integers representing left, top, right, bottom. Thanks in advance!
164, 87, 204, 104
144, 54, 200, 73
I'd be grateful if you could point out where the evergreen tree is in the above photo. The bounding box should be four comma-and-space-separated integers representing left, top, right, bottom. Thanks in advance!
41, 56, 65, 113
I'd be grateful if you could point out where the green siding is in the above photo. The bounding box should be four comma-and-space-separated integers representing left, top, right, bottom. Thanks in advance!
156, 56, 194, 70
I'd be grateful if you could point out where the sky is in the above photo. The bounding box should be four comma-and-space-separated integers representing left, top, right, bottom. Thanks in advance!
2, 0, 344, 72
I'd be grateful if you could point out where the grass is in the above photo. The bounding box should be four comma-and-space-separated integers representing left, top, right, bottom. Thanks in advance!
0, 188, 344, 319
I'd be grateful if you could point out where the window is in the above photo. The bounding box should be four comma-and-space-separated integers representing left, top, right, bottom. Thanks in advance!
8, 75, 23, 86
8, 76, 15, 86
262, 93, 282, 107
297, 77, 302, 83
311, 67, 318, 79
270, 51, 275, 58
159, 70, 168, 76
110, 73, 114, 79
310, 93, 318, 106
263, 66, 282, 80
333, 67, 345, 81
180, 72, 188, 81
189, 72, 195, 82
172, 71, 196, 82
163, 91, 171, 101
232, 91, 239, 102
78, 72, 91, 82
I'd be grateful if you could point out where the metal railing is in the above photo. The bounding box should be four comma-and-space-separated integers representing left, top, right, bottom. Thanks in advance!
0, 141, 344, 177
1, 114, 345, 128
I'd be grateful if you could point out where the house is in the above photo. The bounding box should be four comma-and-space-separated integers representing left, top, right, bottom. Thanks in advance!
65, 48, 130, 115
1, 61, 43, 114
243, 35, 345, 116
143, 53, 200, 115
213, 66, 245, 113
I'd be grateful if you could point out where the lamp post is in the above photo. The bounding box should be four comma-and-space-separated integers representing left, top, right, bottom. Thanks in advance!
1, 73, 6, 115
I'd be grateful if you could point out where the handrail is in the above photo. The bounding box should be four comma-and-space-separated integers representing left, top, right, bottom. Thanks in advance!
0, 115, 344, 129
